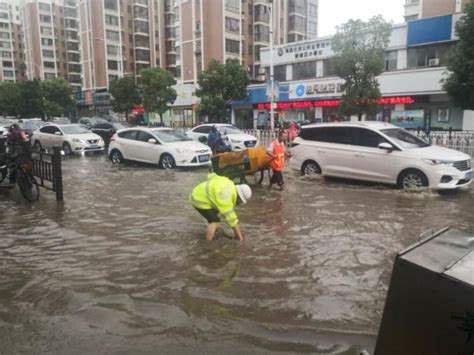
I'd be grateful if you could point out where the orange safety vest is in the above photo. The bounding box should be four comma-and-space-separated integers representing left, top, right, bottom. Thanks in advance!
271, 140, 286, 171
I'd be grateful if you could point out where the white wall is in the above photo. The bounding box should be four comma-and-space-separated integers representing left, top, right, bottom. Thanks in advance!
397, 49, 407, 70
462, 110, 474, 130
389, 25, 408, 49
378, 67, 446, 96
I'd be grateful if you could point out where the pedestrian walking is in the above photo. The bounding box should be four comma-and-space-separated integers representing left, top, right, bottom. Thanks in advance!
190, 173, 252, 241
267, 130, 292, 191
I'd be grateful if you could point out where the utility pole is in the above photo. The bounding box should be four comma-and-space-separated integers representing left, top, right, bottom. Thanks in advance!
269, 2, 275, 131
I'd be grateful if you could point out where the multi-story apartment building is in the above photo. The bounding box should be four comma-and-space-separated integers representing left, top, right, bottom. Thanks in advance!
0, 1, 24, 82
19, 0, 82, 91
404, 0, 469, 21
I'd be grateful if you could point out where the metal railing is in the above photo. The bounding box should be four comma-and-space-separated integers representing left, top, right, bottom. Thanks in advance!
414, 131, 474, 157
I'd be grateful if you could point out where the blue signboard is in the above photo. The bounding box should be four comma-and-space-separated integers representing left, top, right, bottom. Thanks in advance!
407, 15, 452, 46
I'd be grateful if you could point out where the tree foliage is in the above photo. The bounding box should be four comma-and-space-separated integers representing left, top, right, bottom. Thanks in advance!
443, 0, 474, 110
332, 15, 392, 120
41, 77, 74, 118
109, 77, 141, 118
17, 79, 44, 118
0, 81, 22, 116
195, 59, 249, 123
140, 67, 177, 124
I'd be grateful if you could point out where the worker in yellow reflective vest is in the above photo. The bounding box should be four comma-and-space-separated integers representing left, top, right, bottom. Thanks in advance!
190, 173, 252, 241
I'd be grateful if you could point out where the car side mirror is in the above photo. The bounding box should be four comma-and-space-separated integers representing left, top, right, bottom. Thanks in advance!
378, 142, 393, 151
54, 131, 62, 136
148, 138, 157, 144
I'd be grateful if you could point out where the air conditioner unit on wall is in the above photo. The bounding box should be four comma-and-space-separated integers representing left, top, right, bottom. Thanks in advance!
428, 58, 440, 67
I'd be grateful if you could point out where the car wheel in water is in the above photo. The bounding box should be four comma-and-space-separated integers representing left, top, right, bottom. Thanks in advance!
63, 142, 72, 156
302, 160, 322, 176
398, 169, 428, 189
160, 153, 175, 169
110, 150, 123, 164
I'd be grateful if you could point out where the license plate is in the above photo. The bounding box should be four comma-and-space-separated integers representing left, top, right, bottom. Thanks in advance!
465, 171, 474, 180
199, 154, 210, 162
90, 144, 98, 149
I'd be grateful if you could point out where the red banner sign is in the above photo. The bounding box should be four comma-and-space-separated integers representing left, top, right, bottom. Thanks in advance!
256, 96, 415, 110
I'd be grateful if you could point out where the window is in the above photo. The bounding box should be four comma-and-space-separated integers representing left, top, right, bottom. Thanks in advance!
41, 126, 60, 134
107, 60, 118, 70
289, 15, 306, 33
3, 70, 13, 77
105, 15, 119, 26
289, 0, 307, 14
1, 51, 11, 58
39, 14, 51, 23
43, 61, 55, 68
42, 49, 54, 58
225, 17, 239, 33
353, 128, 388, 148
385, 51, 398, 71
293, 61, 316, 80
0, 23, 8, 29
407, 43, 454, 68
0, 32, 9, 39
41, 26, 53, 36
274, 65, 286, 81
107, 45, 118, 56
41, 38, 53, 46
106, 30, 120, 41
137, 131, 154, 142
118, 130, 138, 140
104, 0, 118, 10
323, 59, 337, 77
225, 0, 239, 12
405, 15, 418, 22
254, 24, 269, 42
0, 41, 9, 48
2, 61, 12, 67
300, 127, 354, 145
0, 12, 7, 19
193, 126, 212, 134
309, 3, 317, 16
38, 2, 51, 11
108, 74, 119, 82
225, 39, 239, 54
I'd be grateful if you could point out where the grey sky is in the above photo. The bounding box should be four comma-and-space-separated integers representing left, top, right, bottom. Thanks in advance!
318, 0, 406, 36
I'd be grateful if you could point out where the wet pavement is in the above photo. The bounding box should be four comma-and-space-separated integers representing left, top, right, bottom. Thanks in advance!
0, 154, 473, 354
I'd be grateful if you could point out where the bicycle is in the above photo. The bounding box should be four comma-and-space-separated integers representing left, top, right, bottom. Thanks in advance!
0, 151, 40, 202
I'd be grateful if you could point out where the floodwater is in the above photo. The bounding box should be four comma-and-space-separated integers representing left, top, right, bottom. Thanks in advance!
1, 154, 473, 355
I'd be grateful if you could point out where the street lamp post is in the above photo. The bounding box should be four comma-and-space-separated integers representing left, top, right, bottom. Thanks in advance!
268, 2, 275, 132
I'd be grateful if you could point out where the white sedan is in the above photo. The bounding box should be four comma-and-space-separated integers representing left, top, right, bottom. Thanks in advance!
108, 127, 211, 168
32, 124, 105, 155
186, 124, 258, 150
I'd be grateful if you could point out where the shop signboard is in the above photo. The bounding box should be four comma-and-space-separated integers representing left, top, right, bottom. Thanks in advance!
84, 90, 93, 106
390, 110, 424, 128
289, 80, 344, 99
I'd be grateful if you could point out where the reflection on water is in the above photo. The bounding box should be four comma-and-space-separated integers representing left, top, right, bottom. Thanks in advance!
1, 154, 473, 354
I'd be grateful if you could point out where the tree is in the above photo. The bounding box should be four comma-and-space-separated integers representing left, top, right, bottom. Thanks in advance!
0, 82, 21, 117
332, 15, 392, 121
443, 0, 474, 110
195, 59, 249, 123
140, 67, 177, 124
41, 77, 74, 119
17, 79, 44, 118
109, 77, 141, 119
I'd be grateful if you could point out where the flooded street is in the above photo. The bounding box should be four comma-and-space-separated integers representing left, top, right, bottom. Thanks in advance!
1, 154, 473, 354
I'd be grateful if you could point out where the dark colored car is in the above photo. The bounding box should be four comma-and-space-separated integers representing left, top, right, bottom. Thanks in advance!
19, 120, 49, 139
79, 117, 109, 129
91, 122, 132, 145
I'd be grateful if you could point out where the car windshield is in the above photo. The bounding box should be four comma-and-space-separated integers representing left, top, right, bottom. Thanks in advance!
61, 125, 90, 134
151, 129, 192, 143
381, 128, 430, 149
217, 125, 242, 135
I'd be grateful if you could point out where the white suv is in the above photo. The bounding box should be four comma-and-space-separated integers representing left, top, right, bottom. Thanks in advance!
186, 124, 258, 150
290, 122, 473, 190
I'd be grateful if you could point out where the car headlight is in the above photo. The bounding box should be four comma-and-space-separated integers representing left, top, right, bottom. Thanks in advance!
72, 138, 84, 143
422, 159, 455, 166
231, 139, 242, 144
175, 148, 191, 154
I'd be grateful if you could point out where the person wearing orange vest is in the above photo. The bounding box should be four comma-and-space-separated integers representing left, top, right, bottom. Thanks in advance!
267, 130, 292, 191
